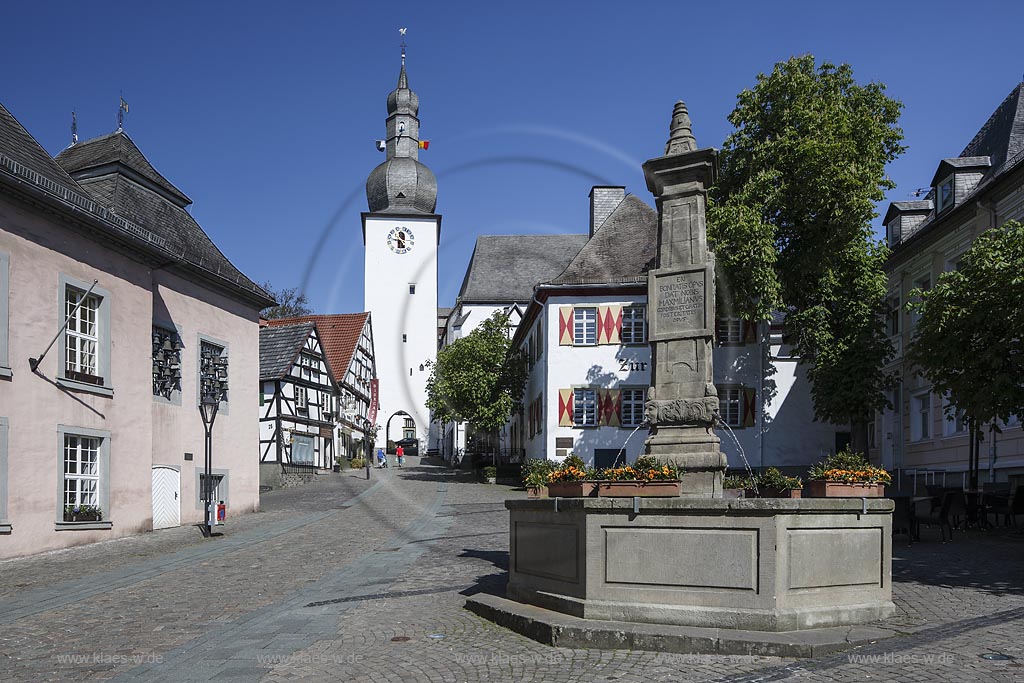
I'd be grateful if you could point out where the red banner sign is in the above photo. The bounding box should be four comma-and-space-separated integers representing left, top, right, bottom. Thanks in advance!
368, 378, 379, 426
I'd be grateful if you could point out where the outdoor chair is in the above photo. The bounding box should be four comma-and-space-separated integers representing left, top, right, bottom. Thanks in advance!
891, 496, 915, 545
915, 491, 955, 542
987, 487, 1024, 527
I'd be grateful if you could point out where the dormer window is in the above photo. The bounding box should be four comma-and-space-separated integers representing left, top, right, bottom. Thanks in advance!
886, 217, 900, 248
936, 176, 954, 213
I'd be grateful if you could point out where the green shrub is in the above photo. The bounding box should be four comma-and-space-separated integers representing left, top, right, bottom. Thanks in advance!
350, 457, 366, 469
483, 466, 497, 479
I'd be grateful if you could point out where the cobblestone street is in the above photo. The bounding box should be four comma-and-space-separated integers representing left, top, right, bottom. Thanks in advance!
0, 458, 1022, 682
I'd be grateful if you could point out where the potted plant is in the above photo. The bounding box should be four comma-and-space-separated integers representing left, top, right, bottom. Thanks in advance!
483, 466, 497, 484
350, 456, 367, 469
723, 474, 750, 499
522, 458, 554, 497
804, 449, 891, 498
546, 454, 596, 497
593, 456, 683, 497
333, 455, 344, 473
64, 505, 102, 523
745, 467, 803, 498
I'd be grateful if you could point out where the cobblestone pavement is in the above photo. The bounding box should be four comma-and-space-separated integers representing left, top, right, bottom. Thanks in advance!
0, 457, 1022, 682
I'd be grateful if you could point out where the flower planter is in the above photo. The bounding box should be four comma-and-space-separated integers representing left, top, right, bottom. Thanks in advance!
63, 514, 102, 523
595, 481, 682, 497
744, 487, 801, 499
526, 485, 548, 498
485, 477, 497, 484
803, 481, 885, 498
547, 481, 596, 498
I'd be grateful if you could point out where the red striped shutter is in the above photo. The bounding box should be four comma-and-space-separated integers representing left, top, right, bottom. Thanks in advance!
742, 387, 757, 428
558, 389, 574, 426
559, 307, 574, 345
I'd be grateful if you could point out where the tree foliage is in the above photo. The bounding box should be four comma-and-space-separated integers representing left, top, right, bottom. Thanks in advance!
260, 281, 313, 319
708, 55, 905, 424
907, 221, 1024, 428
425, 311, 527, 432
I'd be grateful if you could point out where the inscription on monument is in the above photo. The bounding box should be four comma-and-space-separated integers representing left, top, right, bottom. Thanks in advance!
654, 270, 705, 336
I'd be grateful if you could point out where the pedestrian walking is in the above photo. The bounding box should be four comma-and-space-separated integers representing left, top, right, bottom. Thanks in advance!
396, 445, 404, 468
377, 448, 386, 469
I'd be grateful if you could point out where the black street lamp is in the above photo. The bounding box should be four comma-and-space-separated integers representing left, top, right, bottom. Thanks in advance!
199, 348, 228, 537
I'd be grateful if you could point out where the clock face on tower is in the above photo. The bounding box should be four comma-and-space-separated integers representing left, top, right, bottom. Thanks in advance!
387, 227, 415, 254
385, 227, 413, 253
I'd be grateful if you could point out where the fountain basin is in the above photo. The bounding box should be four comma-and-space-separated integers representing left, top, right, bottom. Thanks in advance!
506, 496, 894, 632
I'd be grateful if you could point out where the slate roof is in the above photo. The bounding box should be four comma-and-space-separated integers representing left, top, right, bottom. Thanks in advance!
266, 314, 370, 387
56, 130, 191, 206
548, 194, 657, 285
458, 234, 589, 303
960, 83, 1024, 176
0, 102, 84, 195
260, 323, 315, 381
884, 200, 933, 224
51, 131, 271, 305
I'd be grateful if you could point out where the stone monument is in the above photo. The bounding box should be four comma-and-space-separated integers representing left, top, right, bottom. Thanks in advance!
642, 101, 728, 497
489, 100, 895, 643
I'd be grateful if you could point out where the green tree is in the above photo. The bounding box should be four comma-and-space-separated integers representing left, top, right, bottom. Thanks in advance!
426, 311, 527, 432
708, 55, 905, 428
907, 221, 1024, 488
260, 281, 313, 319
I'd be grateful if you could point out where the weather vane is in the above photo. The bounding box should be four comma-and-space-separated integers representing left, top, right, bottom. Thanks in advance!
71, 110, 78, 146
399, 27, 407, 65
117, 93, 129, 130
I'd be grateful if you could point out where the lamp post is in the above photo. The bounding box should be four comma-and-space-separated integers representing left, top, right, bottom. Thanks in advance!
198, 347, 228, 537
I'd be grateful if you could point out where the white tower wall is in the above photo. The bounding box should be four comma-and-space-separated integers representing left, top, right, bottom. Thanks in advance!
363, 214, 438, 448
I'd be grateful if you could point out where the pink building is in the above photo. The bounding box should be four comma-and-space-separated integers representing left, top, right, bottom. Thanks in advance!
0, 102, 273, 559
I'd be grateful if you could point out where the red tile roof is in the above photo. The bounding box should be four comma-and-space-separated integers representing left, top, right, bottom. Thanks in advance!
265, 313, 370, 386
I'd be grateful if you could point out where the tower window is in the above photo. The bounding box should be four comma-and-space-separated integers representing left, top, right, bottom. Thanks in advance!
402, 334, 407, 343
409, 284, 416, 295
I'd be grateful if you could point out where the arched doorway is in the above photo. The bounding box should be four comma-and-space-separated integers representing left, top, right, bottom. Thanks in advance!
385, 411, 416, 446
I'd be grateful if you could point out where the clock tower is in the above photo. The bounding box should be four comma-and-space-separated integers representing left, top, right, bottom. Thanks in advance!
362, 47, 439, 451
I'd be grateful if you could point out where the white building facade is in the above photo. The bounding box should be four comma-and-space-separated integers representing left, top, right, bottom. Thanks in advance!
507, 188, 844, 471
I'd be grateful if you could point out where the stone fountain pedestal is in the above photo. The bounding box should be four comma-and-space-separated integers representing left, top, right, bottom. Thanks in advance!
503, 496, 895, 632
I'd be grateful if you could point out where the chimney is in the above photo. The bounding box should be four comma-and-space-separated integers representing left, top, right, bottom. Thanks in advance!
589, 186, 625, 237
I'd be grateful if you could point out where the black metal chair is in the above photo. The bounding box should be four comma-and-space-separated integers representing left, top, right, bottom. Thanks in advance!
987, 487, 1024, 527
915, 491, 955, 542
891, 496, 915, 545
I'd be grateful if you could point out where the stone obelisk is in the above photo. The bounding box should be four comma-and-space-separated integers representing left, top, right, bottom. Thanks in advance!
642, 101, 728, 497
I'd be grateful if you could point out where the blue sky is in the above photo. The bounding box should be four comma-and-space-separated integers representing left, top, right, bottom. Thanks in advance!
5, 1, 1022, 314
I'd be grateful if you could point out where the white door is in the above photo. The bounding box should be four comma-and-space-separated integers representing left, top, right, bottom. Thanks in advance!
152, 466, 180, 530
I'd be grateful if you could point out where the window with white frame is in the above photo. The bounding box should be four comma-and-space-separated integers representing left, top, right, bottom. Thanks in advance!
573, 388, 597, 426
63, 434, 100, 511
886, 218, 900, 248
64, 287, 101, 384
911, 391, 931, 441
621, 389, 646, 427
574, 308, 597, 346
57, 426, 110, 526
717, 317, 742, 345
936, 176, 954, 213
886, 294, 901, 337
621, 306, 646, 344
943, 395, 966, 437
718, 386, 742, 428
295, 385, 308, 414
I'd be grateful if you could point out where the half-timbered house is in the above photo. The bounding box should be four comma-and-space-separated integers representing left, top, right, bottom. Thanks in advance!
259, 323, 337, 482
265, 313, 377, 464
